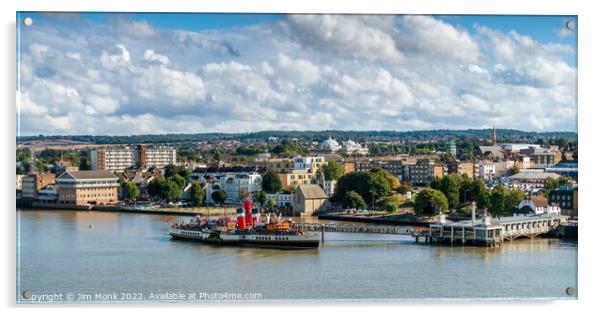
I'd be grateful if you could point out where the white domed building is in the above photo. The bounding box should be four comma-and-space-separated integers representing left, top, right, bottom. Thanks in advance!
343, 139, 369, 156
320, 137, 342, 153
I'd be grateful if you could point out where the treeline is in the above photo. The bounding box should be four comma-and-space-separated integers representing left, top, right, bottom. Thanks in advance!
17, 129, 577, 145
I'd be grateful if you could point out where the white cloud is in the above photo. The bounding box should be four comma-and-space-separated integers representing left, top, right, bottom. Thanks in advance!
286, 15, 404, 63
16, 15, 577, 135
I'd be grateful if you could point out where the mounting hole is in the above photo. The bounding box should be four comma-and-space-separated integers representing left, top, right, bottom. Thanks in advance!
23, 17, 33, 26
565, 21, 575, 30
22, 290, 32, 299
565, 287, 575, 296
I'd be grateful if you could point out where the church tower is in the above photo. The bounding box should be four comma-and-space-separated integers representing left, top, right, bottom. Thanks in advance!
491, 125, 497, 145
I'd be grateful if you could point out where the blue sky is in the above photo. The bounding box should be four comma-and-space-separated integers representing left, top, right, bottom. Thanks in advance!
17, 13, 577, 135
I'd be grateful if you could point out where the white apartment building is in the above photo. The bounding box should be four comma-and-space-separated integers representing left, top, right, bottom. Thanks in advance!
91, 147, 135, 171
207, 172, 263, 204
293, 156, 325, 173
322, 180, 337, 197
266, 193, 293, 208
91, 145, 176, 171
478, 161, 496, 181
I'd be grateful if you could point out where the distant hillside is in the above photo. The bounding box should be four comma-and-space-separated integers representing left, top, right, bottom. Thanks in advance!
16, 129, 577, 145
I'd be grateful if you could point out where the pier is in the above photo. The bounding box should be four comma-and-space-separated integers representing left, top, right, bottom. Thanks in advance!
294, 212, 568, 247
424, 213, 568, 247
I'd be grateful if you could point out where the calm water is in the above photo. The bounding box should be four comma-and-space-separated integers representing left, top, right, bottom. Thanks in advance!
16, 209, 578, 302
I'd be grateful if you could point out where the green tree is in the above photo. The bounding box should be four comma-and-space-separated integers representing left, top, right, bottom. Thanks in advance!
432, 174, 461, 210
177, 166, 192, 180
79, 156, 91, 170
253, 191, 267, 207
321, 161, 345, 181
213, 148, 224, 165
169, 174, 187, 190
477, 188, 492, 210
544, 177, 560, 191
414, 188, 449, 215
490, 185, 508, 217
504, 189, 525, 214
211, 190, 228, 204
398, 181, 412, 194
266, 198, 277, 211
342, 191, 368, 209
147, 176, 169, 200
558, 176, 573, 186
122, 181, 140, 201
190, 182, 205, 206
509, 164, 521, 176
384, 202, 398, 213
164, 164, 177, 178
262, 171, 282, 193
166, 180, 183, 202
333, 171, 390, 206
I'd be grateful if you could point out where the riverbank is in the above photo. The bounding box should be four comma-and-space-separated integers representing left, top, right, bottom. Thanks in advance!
17, 204, 238, 217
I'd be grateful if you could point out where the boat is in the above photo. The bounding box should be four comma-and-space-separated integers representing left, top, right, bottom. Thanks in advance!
169, 199, 320, 249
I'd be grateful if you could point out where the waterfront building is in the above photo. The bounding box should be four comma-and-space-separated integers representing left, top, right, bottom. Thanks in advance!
56, 170, 119, 206
293, 184, 330, 216
266, 192, 293, 208
517, 196, 561, 215
322, 180, 337, 197
205, 171, 262, 204
91, 145, 176, 171
36, 184, 58, 204
21, 173, 55, 199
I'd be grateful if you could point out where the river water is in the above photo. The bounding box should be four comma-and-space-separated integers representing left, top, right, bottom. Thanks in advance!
16, 209, 577, 302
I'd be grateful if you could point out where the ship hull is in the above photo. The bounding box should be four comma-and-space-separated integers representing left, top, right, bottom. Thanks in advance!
169, 228, 320, 249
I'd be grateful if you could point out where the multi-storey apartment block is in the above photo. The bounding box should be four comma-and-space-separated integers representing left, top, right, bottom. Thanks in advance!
91, 145, 176, 171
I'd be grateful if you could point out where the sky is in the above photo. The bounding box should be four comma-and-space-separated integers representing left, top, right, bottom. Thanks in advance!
16, 13, 577, 136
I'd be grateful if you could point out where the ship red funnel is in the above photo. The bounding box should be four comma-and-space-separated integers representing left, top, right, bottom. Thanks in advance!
243, 199, 253, 228
236, 207, 246, 230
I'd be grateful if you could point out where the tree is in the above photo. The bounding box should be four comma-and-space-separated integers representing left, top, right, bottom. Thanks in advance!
166, 180, 183, 202
321, 161, 345, 181
384, 202, 398, 213
558, 176, 573, 186
266, 198, 277, 211
211, 190, 228, 204
433, 174, 461, 210
414, 188, 448, 215
504, 189, 525, 214
190, 182, 205, 206
253, 191, 267, 207
477, 188, 492, 210
544, 177, 560, 191
342, 191, 368, 209
79, 155, 91, 170
147, 176, 169, 200
333, 171, 391, 206
509, 164, 521, 176
164, 164, 177, 178
490, 185, 508, 217
170, 174, 187, 190
122, 181, 139, 202
177, 166, 192, 180
398, 181, 412, 194
262, 171, 282, 193
213, 148, 224, 165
